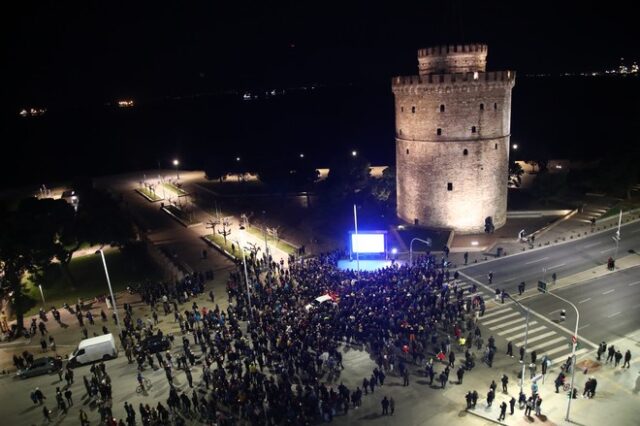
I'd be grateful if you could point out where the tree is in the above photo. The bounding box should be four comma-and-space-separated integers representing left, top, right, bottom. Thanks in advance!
530, 170, 568, 205
325, 154, 371, 199
370, 166, 396, 208
509, 161, 525, 187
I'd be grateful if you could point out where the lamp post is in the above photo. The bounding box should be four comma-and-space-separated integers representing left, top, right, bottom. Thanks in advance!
613, 210, 622, 261
409, 237, 432, 264
173, 159, 180, 180
506, 293, 531, 396
38, 285, 46, 308
539, 288, 579, 421
238, 226, 253, 322
96, 249, 123, 339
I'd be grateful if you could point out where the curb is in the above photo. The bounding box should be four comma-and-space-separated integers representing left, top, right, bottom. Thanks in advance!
465, 408, 508, 425
201, 236, 239, 261
161, 206, 202, 228
134, 188, 163, 203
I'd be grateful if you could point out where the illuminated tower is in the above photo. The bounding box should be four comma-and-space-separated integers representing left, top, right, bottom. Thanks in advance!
392, 44, 515, 233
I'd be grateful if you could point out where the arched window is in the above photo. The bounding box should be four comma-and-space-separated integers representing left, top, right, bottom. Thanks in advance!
480, 103, 484, 111
495, 143, 498, 150
401, 106, 404, 112
471, 126, 477, 133
437, 128, 442, 136
406, 149, 409, 155
447, 182, 453, 191
411, 106, 416, 113
463, 149, 468, 156
440, 104, 445, 112
494, 102, 498, 110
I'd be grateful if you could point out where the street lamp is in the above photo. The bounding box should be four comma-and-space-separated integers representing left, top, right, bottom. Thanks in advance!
512, 144, 518, 150
539, 287, 580, 421
96, 249, 123, 339
173, 159, 180, 180
299, 153, 305, 159
238, 226, 253, 322
351, 150, 357, 157
38, 284, 46, 308
409, 237, 432, 264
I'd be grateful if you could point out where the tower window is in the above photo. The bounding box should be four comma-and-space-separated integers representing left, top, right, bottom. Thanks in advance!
401, 106, 404, 112
437, 128, 442, 136
411, 106, 416, 113
463, 149, 468, 156
495, 143, 498, 150
480, 103, 484, 110
471, 126, 477, 133
406, 149, 409, 155
494, 102, 498, 110
440, 104, 445, 112
447, 182, 453, 191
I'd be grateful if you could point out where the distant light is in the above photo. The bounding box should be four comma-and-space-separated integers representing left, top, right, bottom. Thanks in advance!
351, 150, 357, 157
236, 157, 241, 162
512, 144, 518, 150
555, 164, 563, 169
397, 225, 405, 230
471, 241, 479, 246
299, 153, 305, 158
173, 159, 179, 166
473, 71, 479, 80
391, 248, 398, 254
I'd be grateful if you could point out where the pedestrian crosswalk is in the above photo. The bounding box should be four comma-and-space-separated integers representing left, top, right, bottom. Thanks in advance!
476, 304, 595, 367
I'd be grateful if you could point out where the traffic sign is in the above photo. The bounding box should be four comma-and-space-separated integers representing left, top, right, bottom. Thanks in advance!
572, 335, 577, 345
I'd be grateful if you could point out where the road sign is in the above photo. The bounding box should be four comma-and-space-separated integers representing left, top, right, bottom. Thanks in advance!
537, 281, 547, 293
572, 335, 577, 345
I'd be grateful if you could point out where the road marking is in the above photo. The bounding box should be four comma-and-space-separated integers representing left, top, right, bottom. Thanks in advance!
496, 321, 538, 335
600, 248, 615, 253
525, 257, 549, 265
578, 298, 592, 304
579, 323, 591, 330
584, 241, 602, 248
548, 263, 566, 270
602, 289, 615, 295
552, 348, 590, 366
510, 326, 547, 343
607, 311, 621, 318
631, 228, 640, 233
479, 308, 512, 320
629, 281, 640, 287
540, 342, 572, 357
548, 309, 563, 315
490, 318, 528, 330
483, 311, 521, 325
522, 331, 557, 345
529, 336, 567, 352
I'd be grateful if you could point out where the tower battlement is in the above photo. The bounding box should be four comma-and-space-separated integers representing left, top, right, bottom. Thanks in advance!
418, 44, 488, 75
392, 70, 515, 90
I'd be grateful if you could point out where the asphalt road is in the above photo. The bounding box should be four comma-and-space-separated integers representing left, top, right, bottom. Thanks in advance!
520, 266, 640, 345
461, 219, 640, 295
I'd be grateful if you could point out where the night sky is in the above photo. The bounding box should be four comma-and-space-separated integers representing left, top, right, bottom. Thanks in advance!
6, 1, 638, 108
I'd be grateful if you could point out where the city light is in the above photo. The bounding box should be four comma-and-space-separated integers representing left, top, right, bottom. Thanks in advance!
471, 241, 479, 246
512, 144, 518, 150
391, 248, 398, 254
299, 153, 305, 158
351, 150, 357, 157
236, 157, 241, 162
173, 159, 179, 166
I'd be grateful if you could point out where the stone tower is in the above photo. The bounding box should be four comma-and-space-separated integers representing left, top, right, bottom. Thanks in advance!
393, 44, 515, 233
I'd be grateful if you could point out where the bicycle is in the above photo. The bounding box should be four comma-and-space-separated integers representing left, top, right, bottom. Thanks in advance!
136, 376, 152, 393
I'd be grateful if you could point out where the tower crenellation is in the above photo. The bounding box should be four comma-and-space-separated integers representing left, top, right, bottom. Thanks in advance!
393, 44, 515, 233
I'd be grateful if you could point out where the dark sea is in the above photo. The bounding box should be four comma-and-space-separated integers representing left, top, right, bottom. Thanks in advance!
3, 76, 639, 190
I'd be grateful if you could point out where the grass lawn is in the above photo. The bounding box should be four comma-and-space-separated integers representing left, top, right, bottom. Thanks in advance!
22, 243, 163, 317
244, 225, 299, 256
204, 233, 250, 259
601, 199, 640, 219
163, 204, 199, 225
136, 187, 163, 201
163, 182, 189, 197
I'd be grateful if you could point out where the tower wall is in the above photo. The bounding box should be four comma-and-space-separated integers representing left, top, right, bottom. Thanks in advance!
393, 46, 515, 233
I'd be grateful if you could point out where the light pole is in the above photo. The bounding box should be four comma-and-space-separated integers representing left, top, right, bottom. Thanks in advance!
409, 237, 432, 264
173, 159, 180, 180
238, 226, 253, 322
539, 287, 579, 421
613, 209, 622, 260
506, 294, 530, 396
38, 285, 46, 308
96, 249, 123, 339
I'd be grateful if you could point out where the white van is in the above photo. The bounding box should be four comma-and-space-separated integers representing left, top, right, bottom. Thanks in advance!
68, 334, 118, 367
305, 294, 337, 311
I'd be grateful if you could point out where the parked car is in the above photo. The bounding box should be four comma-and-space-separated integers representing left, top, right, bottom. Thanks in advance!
16, 356, 58, 379
141, 335, 171, 354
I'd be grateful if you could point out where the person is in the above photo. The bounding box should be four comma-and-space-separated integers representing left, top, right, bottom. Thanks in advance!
464, 252, 469, 265
506, 341, 514, 357
498, 401, 507, 421
456, 367, 464, 384
541, 355, 549, 375
597, 341, 606, 361
534, 395, 543, 416
623, 350, 631, 368
554, 372, 565, 393
606, 345, 616, 363
552, 272, 557, 285
43, 405, 52, 422
488, 272, 493, 284
381, 396, 389, 415
79, 408, 89, 425
520, 346, 525, 362
614, 349, 623, 367
518, 281, 525, 295
64, 388, 73, 406
487, 388, 495, 407
524, 397, 534, 417
531, 350, 537, 365
501, 374, 509, 393
403, 369, 410, 386
465, 391, 472, 409
137, 371, 146, 391
509, 396, 516, 415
